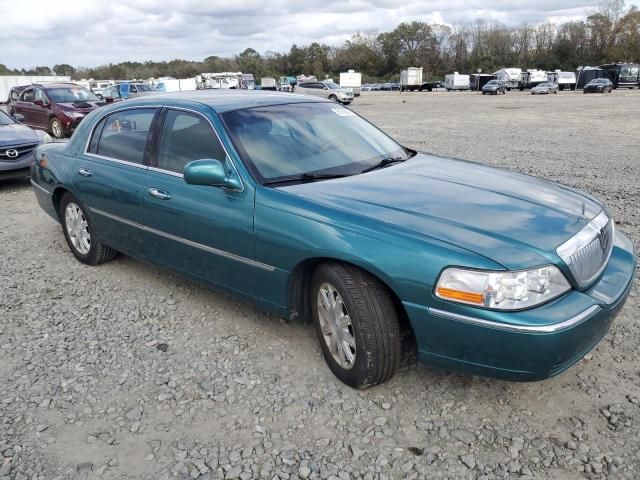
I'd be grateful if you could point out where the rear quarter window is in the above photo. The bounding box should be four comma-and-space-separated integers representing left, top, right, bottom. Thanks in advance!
90, 108, 157, 164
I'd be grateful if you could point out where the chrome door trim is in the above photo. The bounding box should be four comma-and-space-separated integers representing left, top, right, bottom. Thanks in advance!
84, 153, 148, 170
30, 179, 52, 195
89, 207, 275, 272
427, 305, 601, 334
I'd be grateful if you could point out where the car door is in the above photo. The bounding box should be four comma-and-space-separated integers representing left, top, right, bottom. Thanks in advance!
15, 88, 35, 124
76, 107, 160, 255
32, 88, 51, 130
140, 107, 257, 296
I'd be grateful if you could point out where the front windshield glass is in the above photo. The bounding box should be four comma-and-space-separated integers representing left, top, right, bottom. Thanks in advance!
485, 81, 497, 86
222, 102, 410, 183
47, 87, 99, 102
324, 82, 340, 90
0, 110, 15, 126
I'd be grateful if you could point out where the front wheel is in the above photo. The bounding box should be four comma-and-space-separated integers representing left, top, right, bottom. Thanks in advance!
50, 117, 65, 139
311, 263, 401, 388
328, 94, 338, 102
60, 193, 117, 266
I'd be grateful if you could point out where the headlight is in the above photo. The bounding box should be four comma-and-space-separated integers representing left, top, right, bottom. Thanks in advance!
37, 132, 53, 144
435, 265, 570, 310
63, 111, 84, 118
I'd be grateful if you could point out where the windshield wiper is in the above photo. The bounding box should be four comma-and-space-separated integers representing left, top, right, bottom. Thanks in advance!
360, 157, 407, 173
264, 172, 350, 186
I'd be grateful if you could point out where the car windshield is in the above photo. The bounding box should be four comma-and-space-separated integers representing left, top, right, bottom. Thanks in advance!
222, 102, 411, 183
538, 83, 552, 87
47, 87, 99, 102
0, 110, 15, 126
324, 82, 340, 90
485, 81, 498, 86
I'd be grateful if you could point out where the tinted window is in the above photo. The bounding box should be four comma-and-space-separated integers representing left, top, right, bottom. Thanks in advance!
95, 109, 157, 164
156, 110, 226, 173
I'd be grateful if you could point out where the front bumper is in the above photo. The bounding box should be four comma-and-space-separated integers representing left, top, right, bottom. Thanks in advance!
404, 230, 636, 381
0, 151, 36, 179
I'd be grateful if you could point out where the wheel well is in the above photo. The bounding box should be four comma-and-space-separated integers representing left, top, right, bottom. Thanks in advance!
288, 258, 418, 368
51, 187, 69, 219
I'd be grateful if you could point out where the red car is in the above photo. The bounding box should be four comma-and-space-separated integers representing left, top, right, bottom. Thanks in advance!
8, 82, 105, 139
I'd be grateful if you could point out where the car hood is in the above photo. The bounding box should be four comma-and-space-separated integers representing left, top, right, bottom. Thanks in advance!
57, 101, 104, 112
0, 123, 39, 146
278, 154, 603, 269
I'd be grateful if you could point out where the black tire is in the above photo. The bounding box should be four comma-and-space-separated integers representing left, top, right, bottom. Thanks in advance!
311, 263, 401, 388
328, 94, 338, 102
50, 117, 65, 139
59, 192, 117, 266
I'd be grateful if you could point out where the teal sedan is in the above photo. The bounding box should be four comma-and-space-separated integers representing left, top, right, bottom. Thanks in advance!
30, 92, 636, 388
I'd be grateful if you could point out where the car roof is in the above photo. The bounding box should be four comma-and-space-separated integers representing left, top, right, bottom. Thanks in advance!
114, 90, 329, 113
38, 82, 83, 89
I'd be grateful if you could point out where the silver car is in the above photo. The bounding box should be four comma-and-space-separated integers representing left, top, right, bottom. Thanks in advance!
294, 81, 354, 105
531, 82, 559, 95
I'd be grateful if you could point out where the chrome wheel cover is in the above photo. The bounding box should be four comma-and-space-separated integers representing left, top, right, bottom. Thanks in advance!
64, 203, 91, 255
317, 282, 356, 370
52, 120, 63, 138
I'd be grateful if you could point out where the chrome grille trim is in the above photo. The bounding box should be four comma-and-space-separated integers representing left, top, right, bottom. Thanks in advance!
557, 211, 614, 287
0, 143, 38, 161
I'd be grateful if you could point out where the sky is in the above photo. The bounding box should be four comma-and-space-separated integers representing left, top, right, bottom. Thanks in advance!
1, 0, 638, 69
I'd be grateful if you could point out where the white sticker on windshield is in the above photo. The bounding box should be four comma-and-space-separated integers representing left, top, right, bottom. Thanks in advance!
332, 108, 355, 117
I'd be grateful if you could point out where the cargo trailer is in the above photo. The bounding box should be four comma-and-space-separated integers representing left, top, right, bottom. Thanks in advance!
444, 72, 470, 91
576, 67, 606, 88
400, 67, 423, 92
339, 70, 362, 96
469, 74, 496, 91
260, 77, 277, 90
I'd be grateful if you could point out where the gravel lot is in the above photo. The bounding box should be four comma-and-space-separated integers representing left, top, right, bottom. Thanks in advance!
1, 90, 639, 480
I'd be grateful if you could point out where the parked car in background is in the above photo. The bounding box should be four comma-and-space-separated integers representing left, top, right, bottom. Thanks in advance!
419, 81, 444, 91
104, 82, 159, 101
583, 78, 613, 93
481, 80, 507, 95
31, 92, 636, 388
0, 109, 51, 180
294, 81, 353, 104
8, 83, 104, 139
530, 83, 559, 95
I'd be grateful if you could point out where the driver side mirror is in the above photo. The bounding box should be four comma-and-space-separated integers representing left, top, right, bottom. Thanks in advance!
12, 113, 25, 122
184, 159, 242, 191
34, 99, 44, 107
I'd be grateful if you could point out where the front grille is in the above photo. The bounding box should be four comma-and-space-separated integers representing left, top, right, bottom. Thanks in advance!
557, 211, 613, 287
0, 143, 38, 162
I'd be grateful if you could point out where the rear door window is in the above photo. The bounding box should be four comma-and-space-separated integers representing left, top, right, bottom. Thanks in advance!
93, 109, 157, 164
155, 110, 226, 173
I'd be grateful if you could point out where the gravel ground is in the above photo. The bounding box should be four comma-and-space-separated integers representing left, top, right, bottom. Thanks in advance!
1, 90, 639, 480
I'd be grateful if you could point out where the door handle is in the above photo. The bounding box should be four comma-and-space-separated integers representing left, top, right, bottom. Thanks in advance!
148, 188, 172, 200
78, 168, 93, 177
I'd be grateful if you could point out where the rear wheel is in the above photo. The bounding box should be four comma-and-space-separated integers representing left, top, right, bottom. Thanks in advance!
311, 263, 401, 388
50, 118, 65, 139
60, 193, 117, 266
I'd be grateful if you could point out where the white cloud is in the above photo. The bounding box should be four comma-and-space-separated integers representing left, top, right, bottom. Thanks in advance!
0, 0, 638, 68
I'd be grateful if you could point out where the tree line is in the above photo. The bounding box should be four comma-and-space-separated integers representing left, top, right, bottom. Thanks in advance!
1, 0, 638, 83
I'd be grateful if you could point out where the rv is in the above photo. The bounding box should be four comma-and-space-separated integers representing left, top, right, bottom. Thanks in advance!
493, 68, 522, 91
340, 70, 362, 96
153, 78, 197, 92
576, 67, 606, 89
546, 71, 576, 90
400, 67, 423, 92
599, 63, 639, 89
197, 72, 255, 90
444, 72, 470, 91
517, 70, 547, 90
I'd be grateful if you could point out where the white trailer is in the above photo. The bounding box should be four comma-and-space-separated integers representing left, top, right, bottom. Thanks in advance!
260, 77, 277, 90
154, 78, 197, 92
0, 75, 71, 102
493, 68, 522, 90
198, 72, 243, 89
444, 72, 470, 91
400, 67, 423, 92
517, 69, 548, 90
546, 70, 576, 90
339, 70, 362, 96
